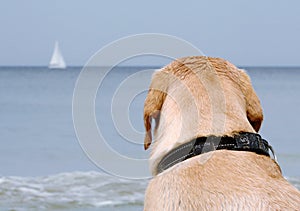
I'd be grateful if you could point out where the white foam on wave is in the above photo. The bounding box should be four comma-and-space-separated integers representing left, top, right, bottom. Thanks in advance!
1, 171, 299, 210
0, 171, 147, 210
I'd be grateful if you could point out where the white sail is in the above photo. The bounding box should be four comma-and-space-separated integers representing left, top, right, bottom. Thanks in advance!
48, 41, 66, 69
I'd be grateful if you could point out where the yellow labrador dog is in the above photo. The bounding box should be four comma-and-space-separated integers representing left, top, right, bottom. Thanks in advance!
143, 56, 300, 210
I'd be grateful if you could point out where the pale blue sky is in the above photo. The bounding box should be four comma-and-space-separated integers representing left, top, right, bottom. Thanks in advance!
1, 0, 299, 66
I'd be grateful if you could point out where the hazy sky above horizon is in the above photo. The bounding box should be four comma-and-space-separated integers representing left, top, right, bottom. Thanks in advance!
1, 0, 299, 66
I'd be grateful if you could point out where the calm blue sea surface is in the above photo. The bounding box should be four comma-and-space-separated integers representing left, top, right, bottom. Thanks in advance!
0, 66, 299, 210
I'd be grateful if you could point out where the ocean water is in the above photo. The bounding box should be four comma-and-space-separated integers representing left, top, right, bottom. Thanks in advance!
0, 66, 299, 210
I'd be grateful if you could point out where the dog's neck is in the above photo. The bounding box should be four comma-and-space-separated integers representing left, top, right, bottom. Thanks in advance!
156, 132, 276, 174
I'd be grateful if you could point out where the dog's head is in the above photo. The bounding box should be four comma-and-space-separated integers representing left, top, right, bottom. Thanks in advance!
143, 56, 263, 151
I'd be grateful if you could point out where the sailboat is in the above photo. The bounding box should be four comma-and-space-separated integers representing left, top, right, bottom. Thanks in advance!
48, 41, 66, 69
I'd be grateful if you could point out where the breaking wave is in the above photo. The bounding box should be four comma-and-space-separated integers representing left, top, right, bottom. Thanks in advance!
0, 171, 147, 210
0, 171, 299, 210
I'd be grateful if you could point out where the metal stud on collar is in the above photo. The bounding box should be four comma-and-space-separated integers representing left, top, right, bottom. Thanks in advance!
268, 144, 277, 162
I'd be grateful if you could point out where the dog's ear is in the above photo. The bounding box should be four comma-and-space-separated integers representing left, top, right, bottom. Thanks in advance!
144, 99, 161, 150
239, 69, 263, 132
144, 71, 168, 150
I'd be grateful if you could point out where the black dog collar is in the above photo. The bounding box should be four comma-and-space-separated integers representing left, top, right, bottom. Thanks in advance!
157, 132, 275, 174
